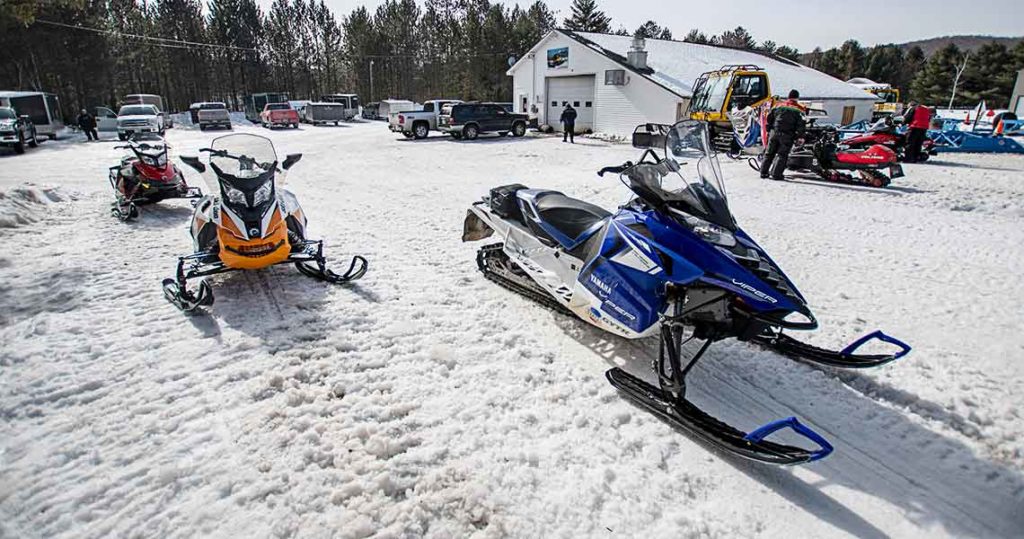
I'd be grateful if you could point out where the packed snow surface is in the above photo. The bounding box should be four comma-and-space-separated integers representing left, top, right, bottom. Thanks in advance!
1, 123, 1023, 538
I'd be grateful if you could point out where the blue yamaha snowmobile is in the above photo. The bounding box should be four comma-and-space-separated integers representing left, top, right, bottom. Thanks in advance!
462, 120, 911, 465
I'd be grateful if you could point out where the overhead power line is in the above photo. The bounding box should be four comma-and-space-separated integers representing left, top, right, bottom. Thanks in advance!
34, 19, 259, 52
34, 19, 518, 60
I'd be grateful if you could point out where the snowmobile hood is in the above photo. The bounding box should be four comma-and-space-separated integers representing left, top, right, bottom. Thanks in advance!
637, 210, 809, 316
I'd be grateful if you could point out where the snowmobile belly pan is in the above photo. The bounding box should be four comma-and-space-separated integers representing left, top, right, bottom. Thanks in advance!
217, 221, 291, 270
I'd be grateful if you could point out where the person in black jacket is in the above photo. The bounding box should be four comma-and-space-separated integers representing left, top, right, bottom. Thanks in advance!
77, 109, 98, 141
560, 104, 577, 143
759, 89, 806, 181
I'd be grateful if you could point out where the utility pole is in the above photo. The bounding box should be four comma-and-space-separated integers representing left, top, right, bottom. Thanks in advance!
948, 52, 970, 109
369, 59, 375, 102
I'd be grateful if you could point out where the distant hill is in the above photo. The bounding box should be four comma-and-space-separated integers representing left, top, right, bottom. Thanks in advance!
897, 35, 1022, 56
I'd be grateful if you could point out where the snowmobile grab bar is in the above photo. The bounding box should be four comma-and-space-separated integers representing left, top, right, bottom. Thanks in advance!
744, 417, 834, 462
840, 330, 912, 361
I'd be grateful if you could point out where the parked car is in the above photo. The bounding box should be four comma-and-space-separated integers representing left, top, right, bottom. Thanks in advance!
122, 94, 172, 129
320, 94, 360, 121
304, 102, 349, 125
389, 99, 462, 139
0, 91, 64, 140
117, 104, 163, 140
439, 102, 528, 140
362, 102, 380, 120
260, 103, 299, 128
0, 106, 39, 154
197, 102, 231, 131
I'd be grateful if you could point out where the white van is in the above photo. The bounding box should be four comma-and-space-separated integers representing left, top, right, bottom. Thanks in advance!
0, 91, 64, 140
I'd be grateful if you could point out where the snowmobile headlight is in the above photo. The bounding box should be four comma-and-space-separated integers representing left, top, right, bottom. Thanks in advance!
683, 215, 736, 248
252, 181, 272, 206
224, 185, 247, 206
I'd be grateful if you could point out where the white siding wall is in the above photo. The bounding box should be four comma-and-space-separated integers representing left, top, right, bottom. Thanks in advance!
815, 99, 874, 125
511, 32, 687, 138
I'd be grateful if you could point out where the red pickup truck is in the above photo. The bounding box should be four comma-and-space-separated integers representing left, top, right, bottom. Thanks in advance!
260, 103, 299, 129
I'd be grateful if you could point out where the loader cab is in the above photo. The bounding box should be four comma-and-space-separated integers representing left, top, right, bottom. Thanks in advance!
688, 66, 771, 122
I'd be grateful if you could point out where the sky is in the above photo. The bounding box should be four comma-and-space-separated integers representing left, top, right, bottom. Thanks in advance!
257, 0, 1022, 51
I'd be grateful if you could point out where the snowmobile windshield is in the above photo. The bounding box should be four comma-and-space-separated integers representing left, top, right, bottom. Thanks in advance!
623, 120, 734, 230
209, 133, 278, 180
208, 134, 278, 213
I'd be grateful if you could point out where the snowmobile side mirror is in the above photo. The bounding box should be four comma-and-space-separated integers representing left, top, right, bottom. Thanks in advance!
282, 153, 302, 170
180, 155, 206, 173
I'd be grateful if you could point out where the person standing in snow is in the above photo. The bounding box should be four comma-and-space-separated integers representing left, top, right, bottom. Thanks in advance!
759, 89, 806, 181
560, 103, 577, 143
902, 100, 932, 163
77, 109, 98, 142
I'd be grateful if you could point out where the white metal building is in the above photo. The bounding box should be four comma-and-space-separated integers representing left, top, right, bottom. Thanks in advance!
508, 30, 878, 137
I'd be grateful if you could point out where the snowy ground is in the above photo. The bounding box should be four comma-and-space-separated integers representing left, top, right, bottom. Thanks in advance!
1, 122, 1023, 538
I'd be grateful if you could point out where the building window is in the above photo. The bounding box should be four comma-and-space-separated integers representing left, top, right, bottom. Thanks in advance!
585, 101, 592, 107
573, 101, 580, 107
551, 101, 557, 107
605, 69, 625, 85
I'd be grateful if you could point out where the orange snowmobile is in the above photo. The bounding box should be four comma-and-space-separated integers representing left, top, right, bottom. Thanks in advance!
162, 133, 367, 312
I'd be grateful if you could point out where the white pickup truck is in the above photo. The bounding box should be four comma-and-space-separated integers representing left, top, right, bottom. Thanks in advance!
389, 99, 461, 139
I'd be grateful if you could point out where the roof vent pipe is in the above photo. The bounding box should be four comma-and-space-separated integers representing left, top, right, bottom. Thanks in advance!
628, 36, 648, 70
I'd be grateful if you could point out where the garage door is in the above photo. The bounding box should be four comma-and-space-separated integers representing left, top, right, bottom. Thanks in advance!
547, 75, 595, 133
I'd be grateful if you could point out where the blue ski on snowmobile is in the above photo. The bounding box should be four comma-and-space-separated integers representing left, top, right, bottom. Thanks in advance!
462, 121, 910, 465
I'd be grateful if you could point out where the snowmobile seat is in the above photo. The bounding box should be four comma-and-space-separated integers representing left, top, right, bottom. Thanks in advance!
533, 192, 611, 246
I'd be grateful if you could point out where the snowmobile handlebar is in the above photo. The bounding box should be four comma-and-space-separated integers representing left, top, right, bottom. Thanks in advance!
597, 161, 634, 177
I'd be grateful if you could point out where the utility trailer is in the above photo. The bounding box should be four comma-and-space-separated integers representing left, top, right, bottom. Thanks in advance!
0, 91, 64, 140
319, 94, 360, 121
244, 93, 289, 123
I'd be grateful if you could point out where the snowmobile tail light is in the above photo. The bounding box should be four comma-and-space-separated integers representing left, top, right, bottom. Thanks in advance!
682, 215, 736, 248
252, 181, 272, 206
225, 185, 246, 206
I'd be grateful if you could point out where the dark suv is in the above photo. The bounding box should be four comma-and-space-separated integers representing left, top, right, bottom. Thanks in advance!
0, 106, 39, 154
440, 103, 528, 140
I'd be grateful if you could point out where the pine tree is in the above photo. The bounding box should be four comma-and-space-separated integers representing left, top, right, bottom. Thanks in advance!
817, 48, 843, 78
682, 29, 709, 45
961, 42, 1014, 105
774, 45, 800, 62
634, 20, 671, 40
911, 43, 966, 106
562, 0, 611, 34
837, 39, 865, 80
714, 27, 756, 50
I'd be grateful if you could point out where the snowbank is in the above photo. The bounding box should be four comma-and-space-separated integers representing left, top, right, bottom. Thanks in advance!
0, 185, 70, 229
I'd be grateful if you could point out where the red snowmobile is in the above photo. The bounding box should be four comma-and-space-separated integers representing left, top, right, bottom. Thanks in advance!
750, 125, 904, 188
841, 117, 936, 162
108, 133, 202, 220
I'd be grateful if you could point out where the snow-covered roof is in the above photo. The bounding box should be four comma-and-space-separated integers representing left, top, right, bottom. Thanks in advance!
566, 31, 876, 101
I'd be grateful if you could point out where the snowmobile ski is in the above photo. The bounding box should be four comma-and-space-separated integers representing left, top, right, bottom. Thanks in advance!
606, 368, 833, 465
753, 329, 911, 369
